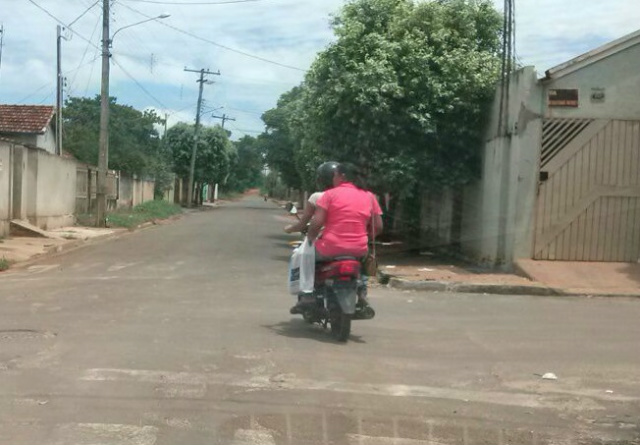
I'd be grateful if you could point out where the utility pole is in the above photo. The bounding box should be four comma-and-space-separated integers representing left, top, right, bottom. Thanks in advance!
96, 0, 110, 227
164, 113, 168, 137
184, 67, 220, 207
211, 113, 235, 129
0, 25, 5, 83
56, 25, 63, 156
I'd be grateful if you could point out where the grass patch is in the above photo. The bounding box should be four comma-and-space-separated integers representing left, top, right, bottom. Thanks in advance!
0, 257, 10, 272
107, 200, 183, 229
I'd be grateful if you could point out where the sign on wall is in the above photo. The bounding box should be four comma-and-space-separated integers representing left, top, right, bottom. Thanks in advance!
591, 88, 606, 103
548, 89, 579, 107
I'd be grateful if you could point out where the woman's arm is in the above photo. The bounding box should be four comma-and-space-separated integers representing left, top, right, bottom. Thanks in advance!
284, 203, 316, 233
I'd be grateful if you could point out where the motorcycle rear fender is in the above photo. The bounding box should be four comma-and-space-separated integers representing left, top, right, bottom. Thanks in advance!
332, 281, 358, 315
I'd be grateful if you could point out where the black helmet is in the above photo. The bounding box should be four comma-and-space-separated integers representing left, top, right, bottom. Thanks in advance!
316, 161, 340, 191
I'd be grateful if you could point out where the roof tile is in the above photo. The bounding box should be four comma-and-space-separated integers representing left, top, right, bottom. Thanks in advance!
0, 105, 55, 134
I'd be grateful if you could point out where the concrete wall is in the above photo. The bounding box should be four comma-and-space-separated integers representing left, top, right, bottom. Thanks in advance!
35, 128, 57, 154
0, 143, 12, 236
1, 141, 75, 236
117, 173, 156, 209
543, 43, 640, 120
3, 127, 57, 154
420, 188, 454, 248
163, 183, 175, 203
118, 174, 134, 208
460, 67, 544, 267
30, 150, 76, 229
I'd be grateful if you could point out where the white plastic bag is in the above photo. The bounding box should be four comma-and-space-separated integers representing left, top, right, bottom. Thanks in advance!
288, 238, 315, 295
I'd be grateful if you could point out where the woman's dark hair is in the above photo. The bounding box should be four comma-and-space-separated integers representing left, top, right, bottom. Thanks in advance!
337, 162, 368, 189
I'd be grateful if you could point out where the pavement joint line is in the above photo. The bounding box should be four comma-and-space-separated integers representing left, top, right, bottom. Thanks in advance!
347, 434, 445, 445
52, 422, 158, 445
80, 368, 640, 408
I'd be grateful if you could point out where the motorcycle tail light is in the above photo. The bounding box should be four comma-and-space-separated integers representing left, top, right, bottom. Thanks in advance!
338, 262, 359, 275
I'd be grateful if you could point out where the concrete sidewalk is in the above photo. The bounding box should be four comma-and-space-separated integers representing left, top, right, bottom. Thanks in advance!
516, 259, 640, 297
379, 251, 640, 298
0, 226, 123, 269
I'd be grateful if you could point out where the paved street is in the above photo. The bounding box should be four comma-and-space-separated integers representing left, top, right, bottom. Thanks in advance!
0, 196, 639, 445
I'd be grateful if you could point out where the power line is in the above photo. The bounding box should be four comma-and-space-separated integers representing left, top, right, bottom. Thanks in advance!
26, 0, 102, 51
225, 105, 264, 116
85, 42, 101, 96
120, 2, 306, 71
69, 11, 102, 96
111, 56, 169, 109
121, 0, 266, 4
68, 0, 100, 27
231, 126, 263, 134
15, 56, 100, 104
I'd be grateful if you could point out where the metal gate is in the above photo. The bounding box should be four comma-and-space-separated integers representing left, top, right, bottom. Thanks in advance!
534, 119, 640, 261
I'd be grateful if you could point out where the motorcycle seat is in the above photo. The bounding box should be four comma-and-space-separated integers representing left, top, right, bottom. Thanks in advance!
318, 256, 361, 264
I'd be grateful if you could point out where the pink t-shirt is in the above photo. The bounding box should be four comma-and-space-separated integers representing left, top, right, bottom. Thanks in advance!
315, 183, 383, 258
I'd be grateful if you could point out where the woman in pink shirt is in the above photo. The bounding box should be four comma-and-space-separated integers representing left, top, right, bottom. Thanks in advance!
307, 163, 383, 259
290, 162, 383, 314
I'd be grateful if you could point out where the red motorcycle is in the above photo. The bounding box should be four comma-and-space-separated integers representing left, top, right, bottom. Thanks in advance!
299, 256, 375, 342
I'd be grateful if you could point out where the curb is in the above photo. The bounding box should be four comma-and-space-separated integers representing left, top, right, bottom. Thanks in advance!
386, 277, 558, 296
385, 275, 640, 298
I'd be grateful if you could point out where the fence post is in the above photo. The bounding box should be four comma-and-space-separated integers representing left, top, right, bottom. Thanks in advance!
87, 167, 93, 214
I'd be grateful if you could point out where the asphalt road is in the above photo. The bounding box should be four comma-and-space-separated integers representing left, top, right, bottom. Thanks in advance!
0, 196, 639, 445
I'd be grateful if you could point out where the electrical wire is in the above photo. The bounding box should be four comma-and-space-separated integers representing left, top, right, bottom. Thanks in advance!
37, 89, 56, 105
120, 0, 266, 5
119, 2, 306, 71
69, 11, 102, 96
84, 43, 101, 96
15, 56, 100, 104
111, 56, 169, 109
25, 0, 102, 52
16, 82, 53, 104
68, 0, 100, 27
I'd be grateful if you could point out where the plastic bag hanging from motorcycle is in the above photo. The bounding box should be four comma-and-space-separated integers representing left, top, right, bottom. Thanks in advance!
288, 238, 315, 295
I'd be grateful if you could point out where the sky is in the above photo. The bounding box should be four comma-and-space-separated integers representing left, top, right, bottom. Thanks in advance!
0, 0, 639, 140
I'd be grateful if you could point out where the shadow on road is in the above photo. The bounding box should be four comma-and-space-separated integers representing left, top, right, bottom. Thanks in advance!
271, 254, 293, 263
266, 234, 299, 242
262, 320, 366, 344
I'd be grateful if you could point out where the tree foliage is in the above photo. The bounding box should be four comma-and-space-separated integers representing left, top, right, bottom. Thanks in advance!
63, 96, 164, 176
226, 135, 264, 192
262, 0, 502, 198
261, 86, 306, 190
165, 123, 232, 186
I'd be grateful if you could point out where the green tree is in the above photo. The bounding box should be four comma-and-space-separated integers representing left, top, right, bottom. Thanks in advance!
166, 123, 232, 188
297, 0, 502, 196
226, 135, 264, 192
63, 96, 165, 175
261, 86, 306, 190
259, 0, 501, 200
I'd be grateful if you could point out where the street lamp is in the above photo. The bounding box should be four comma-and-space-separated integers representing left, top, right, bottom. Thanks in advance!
111, 14, 171, 41
95, 5, 170, 227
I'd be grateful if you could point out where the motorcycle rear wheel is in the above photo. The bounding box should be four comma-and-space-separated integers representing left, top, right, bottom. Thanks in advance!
330, 309, 351, 342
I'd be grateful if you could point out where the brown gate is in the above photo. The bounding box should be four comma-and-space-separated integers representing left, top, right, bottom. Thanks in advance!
534, 119, 640, 261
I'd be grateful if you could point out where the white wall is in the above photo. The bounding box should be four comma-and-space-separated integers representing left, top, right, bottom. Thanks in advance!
35, 127, 57, 154
1, 142, 75, 235
544, 43, 640, 120
31, 150, 76, 229
0, 143, 12, 236
461, 67, 543, 267
4, 126, 56, 154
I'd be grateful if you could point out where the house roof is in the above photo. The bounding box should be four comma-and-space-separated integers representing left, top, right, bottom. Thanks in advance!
0, 105, 55, 134
545, 28, 640, 80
